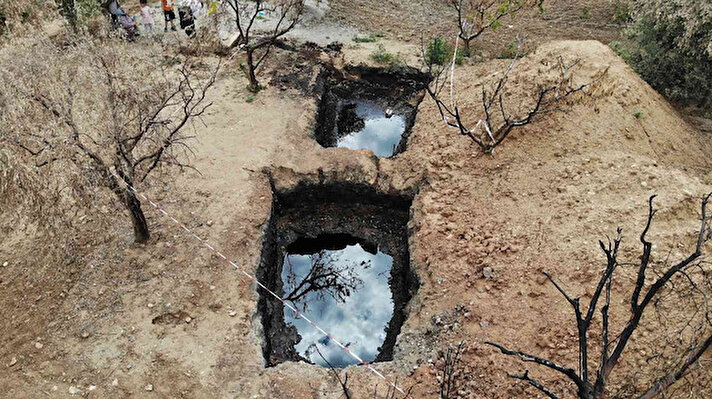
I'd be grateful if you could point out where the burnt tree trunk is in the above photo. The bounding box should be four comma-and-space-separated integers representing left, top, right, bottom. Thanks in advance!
462, 37, 471, 56
245, 48, 260, 93
106, 171, 151, 244
122, 189, 150, 243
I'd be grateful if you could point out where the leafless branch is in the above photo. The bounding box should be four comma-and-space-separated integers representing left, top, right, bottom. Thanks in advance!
424, 44, 607, 153
508, 370, 559, 399
487, 194, 712, 399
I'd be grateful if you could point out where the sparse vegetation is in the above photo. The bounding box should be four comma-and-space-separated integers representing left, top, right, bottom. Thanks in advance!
370, 44, 395, 64
1, 2, 711, 399
425, 50, 608, 153
438, 341, 466, 399
495, 39, 521, 59
353, 33, 379, 43
0, 38, 218, 242
611, 0, 630, 24
58, 0, 102, 32
425, 37, 463, 66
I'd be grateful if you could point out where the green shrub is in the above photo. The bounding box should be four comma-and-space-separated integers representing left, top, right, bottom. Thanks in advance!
611, 0, 712, 108
495, 39, 520, 59
580, 6, 591, 20
611, 0, 630, 24
425, 37, 464, 66
245, 96, 255, 103
370, 44, 395, 63
353, 34, 379, 43
633, 108, 645, 119
160, 57, 182, 67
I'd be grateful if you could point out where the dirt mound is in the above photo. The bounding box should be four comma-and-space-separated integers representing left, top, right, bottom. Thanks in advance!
389, 39, 712, 397
1, 39, 710, 399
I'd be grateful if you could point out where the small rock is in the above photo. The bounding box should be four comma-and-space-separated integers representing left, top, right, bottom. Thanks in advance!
228, 311, 237, 317
482, 267, 494, 279
206, 220, 214, 227
145, 384, 153, 391
641, 181, 648, 187
8, 356, 17, 367
2, 262, 8, 267
88, 385, 97, 391
80, 331, 90, 339
69, 386, 80, 395
184, 317, 192, 324
111, 378, 119, 387
34, 342, 43, 349
480, 321, 489, 328
147, 303, 154, 308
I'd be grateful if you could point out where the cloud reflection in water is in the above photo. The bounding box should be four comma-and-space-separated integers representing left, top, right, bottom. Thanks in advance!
336, 100, 406, 158
282, 244, 394, 367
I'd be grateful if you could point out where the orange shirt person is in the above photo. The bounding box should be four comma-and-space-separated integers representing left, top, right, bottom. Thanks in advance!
162, 0, 177, 31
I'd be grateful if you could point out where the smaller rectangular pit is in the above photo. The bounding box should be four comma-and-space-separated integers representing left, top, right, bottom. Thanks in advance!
257, 183, 419, 368
314, 66, 429, 158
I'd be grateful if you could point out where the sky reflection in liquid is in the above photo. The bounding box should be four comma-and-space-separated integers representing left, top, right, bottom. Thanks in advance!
282, 243, 394, 367
336, 100, 406, 158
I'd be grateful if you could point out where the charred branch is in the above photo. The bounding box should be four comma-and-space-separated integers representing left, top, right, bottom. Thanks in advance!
487, 194, 712, 399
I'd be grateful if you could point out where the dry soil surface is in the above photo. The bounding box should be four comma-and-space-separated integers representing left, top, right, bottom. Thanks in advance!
1, 4, 712, 399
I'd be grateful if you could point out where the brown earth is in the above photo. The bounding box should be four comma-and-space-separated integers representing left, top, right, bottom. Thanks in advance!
1, 2, 712, 399
325, 0, 623, 56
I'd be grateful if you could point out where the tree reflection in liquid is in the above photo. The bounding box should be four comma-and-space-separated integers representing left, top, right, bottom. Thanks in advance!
281, 242, 394, 368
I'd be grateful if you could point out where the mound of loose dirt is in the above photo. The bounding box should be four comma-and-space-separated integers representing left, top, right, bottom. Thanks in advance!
1, 39, 710, 399
389, 39, 712, 398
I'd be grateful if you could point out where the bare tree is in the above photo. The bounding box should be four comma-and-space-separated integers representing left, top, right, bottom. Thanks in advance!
1, 38, 218, 243
283, 250, 365, 309
424, 41, 606, 153
448, 0, 543, 55
486, 194, 712, 399
222, 0, 304, 92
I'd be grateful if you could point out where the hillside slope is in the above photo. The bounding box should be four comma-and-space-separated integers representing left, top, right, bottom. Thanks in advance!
1, 40, 710, 398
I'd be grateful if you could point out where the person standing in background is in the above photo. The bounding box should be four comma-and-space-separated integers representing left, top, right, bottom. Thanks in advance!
139, 0, 154, 33
162, 0, 177, 31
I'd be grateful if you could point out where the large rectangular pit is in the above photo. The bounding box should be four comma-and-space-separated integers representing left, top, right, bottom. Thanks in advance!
314, 66, 429, 158
257, 183, 419, 367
